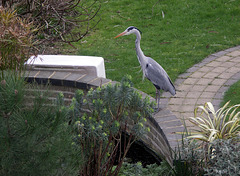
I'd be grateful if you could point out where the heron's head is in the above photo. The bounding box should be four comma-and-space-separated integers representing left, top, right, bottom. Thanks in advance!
114, 26, 142, 38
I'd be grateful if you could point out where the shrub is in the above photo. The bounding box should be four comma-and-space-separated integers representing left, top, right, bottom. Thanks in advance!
173, 138, 205, 176
10, 0, 101, 44
117, 161, 173, 176
178, 101, 240, 175
69, 76, 155, 176
0, 7, 37, 78
0, 71, 81, 175
205, 137, 240, 176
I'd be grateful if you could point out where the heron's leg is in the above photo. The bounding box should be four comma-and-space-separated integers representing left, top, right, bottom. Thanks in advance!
157, 89, 160, 111
155, 89, 158, 102
155, 88, 161, 112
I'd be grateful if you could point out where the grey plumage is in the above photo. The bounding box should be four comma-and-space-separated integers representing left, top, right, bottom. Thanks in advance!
115, 26, 176, 111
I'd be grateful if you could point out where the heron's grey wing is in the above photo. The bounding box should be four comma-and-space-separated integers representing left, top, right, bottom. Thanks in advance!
145, 58, 176, 95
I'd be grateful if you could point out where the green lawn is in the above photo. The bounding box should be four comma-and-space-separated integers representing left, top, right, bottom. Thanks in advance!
221, 80, 240, 107
70, 0, 240, 97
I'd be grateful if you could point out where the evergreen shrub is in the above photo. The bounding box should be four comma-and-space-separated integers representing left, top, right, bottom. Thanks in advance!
0, 72, 81, 176
69, 76, 155, 176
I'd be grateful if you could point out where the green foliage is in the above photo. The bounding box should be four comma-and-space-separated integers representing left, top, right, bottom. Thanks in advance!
117, 161, 173, 176
176, 101, 240, 176
221, 80, 240, 107
0, 72, 81, 175
69, 76, 155, 175
173, 138, 205, 176
0, 71, 25, 114
173, 136, 240, 176
0, 7, 37, 78
205, 137, 240, 176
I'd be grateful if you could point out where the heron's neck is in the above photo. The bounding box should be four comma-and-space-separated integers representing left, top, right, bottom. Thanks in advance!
135, 31, 147, 80
135, 32, 145, 65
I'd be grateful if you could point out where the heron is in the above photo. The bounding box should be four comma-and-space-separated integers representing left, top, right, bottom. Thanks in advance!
114, 26, 176, 111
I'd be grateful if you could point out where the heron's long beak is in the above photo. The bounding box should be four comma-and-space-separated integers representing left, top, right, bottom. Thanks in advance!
114, 31, 127, 38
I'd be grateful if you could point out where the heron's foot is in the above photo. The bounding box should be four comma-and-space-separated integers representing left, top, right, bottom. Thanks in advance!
153, 106, 162, 114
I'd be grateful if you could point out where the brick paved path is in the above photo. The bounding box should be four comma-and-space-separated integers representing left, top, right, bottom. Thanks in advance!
154, 45, 240, 149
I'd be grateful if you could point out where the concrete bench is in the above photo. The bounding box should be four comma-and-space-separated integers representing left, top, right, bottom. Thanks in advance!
25, 55, 106, 78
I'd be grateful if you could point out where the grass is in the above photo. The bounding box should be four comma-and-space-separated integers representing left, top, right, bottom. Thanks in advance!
68, 0, 240, 97
221, 80, 240, 107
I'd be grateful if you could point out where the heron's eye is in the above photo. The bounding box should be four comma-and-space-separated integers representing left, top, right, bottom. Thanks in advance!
146, 64, 149, 68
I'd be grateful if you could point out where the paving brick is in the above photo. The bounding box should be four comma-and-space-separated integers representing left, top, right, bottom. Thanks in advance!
155, 115, 178, 123
174, 78, 185, 86
218, 86, 229, 93
168, 104, 180, 112
215, 55, 231, 62
222, 61, 237, 68
174, 91, 188, 98
214, 92, 224, 99
226, 66, 240, 73
206, 61, 222, 67
182, 98, 197, 105
204, 85, 221, 92
212, 99, 222, 109
183, 78, 199, 85
189, 71, 206, 78
51, 71, 72, 80
225, 46, 240, 52
186, 91, 202, 98
160, 120, 183, 128
203, 72, 220, 79
196, 78, 212, 85
179, 105, 195, 112
226, 50, 240, 57
212, 50, 228, 57
200, 92, 216, 98
197, 66, 214, 72
229, 56, 240, 63
180, 112, 195, 120
231, 72, 240, 80
211, 67, 227, 73
218, 72, 235, 79
202, 55, 217, 63
196, 98, 213, 106
177, 84, 193, 92
224, 79, 238, 86
192, 85, 206, 91
178, 72, 191, 79
186, 66, 199, 73
172, 112, 181, 119
168, 97, 184, 105
211, 78, 226, 85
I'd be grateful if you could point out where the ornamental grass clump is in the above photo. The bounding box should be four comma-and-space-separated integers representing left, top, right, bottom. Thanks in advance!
69, 76, 155, 176
185, 101, 240, 155
0, 7, 37, 78
188, 102, 240, 142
